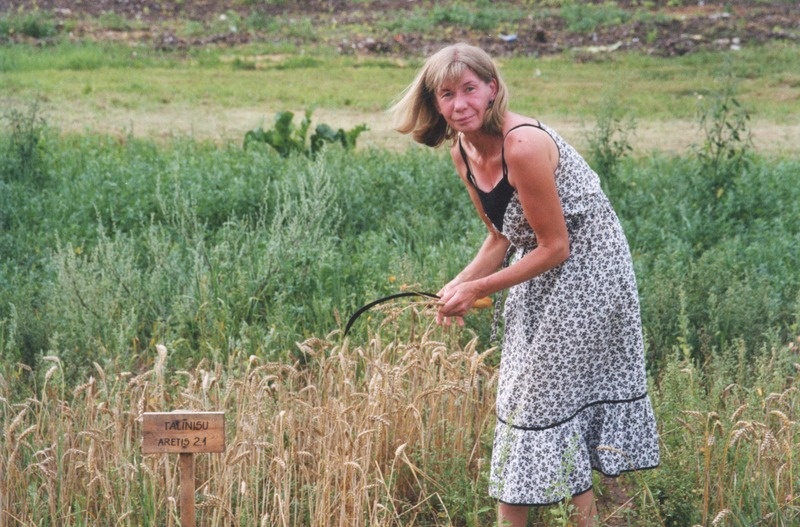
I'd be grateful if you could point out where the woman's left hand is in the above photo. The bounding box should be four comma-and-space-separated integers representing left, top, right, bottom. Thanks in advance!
436, 282, 480, 325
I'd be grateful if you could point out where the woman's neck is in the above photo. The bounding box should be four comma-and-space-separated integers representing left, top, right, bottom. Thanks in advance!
460, 129, 503, 160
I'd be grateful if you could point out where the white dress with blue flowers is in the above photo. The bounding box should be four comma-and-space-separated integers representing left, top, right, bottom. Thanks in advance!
463, 122, 660, 505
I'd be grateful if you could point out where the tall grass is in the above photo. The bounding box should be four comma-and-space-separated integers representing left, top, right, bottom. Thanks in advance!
1, 98, 799, 524
653, 340, 800, 526
1, 319, 797, 526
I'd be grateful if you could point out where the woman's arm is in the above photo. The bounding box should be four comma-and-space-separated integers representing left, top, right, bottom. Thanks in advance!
440, 228, 510, 293
438, 126, 569, 318
436, 143, 511, 325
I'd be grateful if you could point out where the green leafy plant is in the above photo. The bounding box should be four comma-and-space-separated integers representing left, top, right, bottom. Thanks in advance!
244, 109, 367, 158
560, 1, 631, 33
584, 95, 636, 193
695, 72, 754, 202
544, 434, 581, 526
0, 99, 50, 185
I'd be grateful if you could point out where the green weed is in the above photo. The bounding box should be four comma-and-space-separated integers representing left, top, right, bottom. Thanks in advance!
560, 1, 631, 33
0, 99, 50, 185
584, 94, 637, 194
695, 70, 754, 205
244, 109, 367, 158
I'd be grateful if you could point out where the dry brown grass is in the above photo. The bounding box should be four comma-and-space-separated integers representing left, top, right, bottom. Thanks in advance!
2, 318, 798, 526
44, 100, 800, 157
0, 315, 498, 526
677, 378, 800, 526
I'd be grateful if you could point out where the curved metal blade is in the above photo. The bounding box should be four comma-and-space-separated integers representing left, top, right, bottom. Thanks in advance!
343, 291, 440, 336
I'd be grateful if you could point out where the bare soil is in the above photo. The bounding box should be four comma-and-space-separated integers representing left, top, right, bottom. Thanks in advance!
3, 0, 799, 58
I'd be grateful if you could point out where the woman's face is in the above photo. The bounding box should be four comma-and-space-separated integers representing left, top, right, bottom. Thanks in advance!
434, 68, 497, 134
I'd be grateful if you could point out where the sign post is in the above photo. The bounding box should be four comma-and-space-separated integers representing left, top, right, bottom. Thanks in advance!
142, 411, 226, 527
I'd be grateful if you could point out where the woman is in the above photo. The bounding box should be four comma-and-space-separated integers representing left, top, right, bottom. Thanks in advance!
390, 43, 660, 527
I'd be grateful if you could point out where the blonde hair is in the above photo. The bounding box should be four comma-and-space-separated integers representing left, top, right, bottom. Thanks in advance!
390, 43, 508, 147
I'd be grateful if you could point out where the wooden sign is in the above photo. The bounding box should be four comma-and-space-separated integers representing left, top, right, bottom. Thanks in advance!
142, 411, 226, 527
142, 411, 225, 454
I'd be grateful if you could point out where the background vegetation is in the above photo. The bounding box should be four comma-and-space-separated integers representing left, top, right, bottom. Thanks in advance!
1, 1, 799, 526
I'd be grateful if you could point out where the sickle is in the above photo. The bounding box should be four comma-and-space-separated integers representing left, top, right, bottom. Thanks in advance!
343, 291, 440, 336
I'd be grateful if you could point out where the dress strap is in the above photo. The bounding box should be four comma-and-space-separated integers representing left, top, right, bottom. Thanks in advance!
501, 122, 545, 177
457, 135, 479, 188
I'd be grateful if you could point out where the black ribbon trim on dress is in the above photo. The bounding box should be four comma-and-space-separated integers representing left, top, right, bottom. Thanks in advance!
344, 291, 440, 336
496, 392, 651, 432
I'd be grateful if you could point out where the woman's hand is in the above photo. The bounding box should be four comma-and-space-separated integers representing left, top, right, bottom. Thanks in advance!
436, 281, 481, 326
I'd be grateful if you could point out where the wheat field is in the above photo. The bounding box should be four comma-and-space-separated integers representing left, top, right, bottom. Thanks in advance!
1, 306, 502, 527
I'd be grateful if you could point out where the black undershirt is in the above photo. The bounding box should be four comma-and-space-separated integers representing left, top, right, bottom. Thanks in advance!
458, 123, 544, 232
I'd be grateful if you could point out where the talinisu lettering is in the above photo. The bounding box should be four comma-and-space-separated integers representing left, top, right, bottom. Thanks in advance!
164, 419, 210, 431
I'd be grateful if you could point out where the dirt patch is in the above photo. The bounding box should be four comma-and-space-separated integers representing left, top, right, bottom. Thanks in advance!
2, 0, 799, 58
46, 99, 798, 157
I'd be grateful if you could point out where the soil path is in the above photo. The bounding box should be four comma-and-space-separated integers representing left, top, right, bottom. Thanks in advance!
52, 102, 800, 157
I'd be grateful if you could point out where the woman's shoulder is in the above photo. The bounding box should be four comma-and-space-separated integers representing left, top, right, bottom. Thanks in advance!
502, 117, 552, 150
501, 115, 559, 170
502, 114, 550, 141
501, 111, 545, 130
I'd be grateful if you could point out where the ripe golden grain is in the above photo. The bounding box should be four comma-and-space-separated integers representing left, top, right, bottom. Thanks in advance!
729, 403, 748, 423
711, 509, 731, 525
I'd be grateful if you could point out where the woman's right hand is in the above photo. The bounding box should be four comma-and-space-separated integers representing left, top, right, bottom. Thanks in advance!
437, 280, 485, 326
435, 282, 465, 327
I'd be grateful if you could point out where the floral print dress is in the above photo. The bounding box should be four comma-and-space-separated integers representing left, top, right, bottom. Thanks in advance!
463, 122, 660, 505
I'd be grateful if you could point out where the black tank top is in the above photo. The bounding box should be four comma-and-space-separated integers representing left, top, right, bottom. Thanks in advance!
458, 123, 543, 232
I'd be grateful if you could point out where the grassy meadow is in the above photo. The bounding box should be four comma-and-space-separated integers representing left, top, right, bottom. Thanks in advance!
2, 10, 800, 527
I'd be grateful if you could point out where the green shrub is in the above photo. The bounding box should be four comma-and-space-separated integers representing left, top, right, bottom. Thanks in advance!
584, 95, 636, 194
244, 109, 367, 158
695, 71, 754, 206
560, 1, 631, 33
0, 100, 50, 185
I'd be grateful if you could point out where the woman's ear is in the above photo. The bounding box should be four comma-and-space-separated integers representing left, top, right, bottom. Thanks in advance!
489, 78, 498, 100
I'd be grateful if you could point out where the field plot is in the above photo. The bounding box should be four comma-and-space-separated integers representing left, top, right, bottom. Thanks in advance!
1, 1, 800, 526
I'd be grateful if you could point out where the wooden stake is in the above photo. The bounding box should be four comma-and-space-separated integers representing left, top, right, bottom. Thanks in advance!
179, 453, 195, 527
